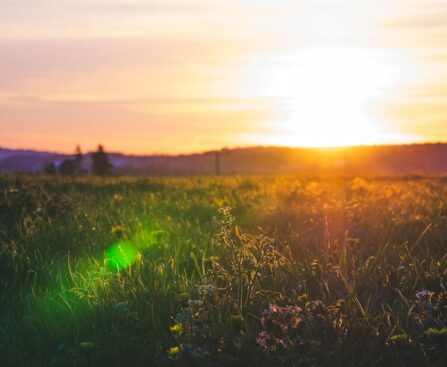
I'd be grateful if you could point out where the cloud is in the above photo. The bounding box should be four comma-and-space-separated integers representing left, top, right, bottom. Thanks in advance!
0, 35, 269, 96
86, 1, 220, 13
383, 0, 447, 29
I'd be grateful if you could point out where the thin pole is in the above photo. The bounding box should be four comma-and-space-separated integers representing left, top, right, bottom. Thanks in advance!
215, 151, 220, 176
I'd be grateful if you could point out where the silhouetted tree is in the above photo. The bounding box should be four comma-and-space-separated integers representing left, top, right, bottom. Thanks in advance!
74, 145, 84, 174
58, 145, 84, 176
74, 145, 82, 164
92, 145, 111, 176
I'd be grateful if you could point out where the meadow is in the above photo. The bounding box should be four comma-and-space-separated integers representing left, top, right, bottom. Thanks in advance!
1, 175, 447, 366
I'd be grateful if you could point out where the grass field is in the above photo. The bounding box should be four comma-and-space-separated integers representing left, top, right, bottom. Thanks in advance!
1, 175, 447, 366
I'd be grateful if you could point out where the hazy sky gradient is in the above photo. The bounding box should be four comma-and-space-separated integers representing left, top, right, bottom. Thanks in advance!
1, 0, 447, 154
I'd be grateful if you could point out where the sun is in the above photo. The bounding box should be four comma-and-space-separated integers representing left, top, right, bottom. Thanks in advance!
250, 46, 398, 147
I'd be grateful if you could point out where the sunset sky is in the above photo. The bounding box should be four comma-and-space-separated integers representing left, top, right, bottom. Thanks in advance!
1, 0, 447, 154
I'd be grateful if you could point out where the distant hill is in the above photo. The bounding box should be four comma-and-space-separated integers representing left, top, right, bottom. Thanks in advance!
1, 144, 447, 175
0, 148, 65, 173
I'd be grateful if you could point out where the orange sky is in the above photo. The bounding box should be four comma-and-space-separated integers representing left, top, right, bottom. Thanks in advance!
1, 0, 447, 154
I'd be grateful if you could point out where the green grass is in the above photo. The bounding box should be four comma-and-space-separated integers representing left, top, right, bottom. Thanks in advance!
1, 175, 447, 366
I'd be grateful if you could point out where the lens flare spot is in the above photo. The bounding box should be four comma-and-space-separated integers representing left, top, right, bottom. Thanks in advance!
105, 241, 137, 271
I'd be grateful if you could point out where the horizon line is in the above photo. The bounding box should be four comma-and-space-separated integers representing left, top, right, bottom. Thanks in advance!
2, 140, 447, 158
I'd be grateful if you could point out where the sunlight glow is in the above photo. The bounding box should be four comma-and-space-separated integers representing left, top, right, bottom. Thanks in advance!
251, 47, 412, 147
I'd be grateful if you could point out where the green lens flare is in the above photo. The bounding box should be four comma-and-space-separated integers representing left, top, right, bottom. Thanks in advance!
105, 241, 137, 271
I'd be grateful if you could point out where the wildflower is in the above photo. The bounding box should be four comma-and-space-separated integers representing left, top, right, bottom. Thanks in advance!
113, 193, 124, 202
297, 293, 309, 304
167, 346, 181, 358
256, 331, 277, 352
388, 334, 410, 346
198, 284, 216, 295
305, 300, 326, 315
169, 323, 183, 334
188, 299, 204, 307
257, 304, 304, 351
261, 304, 303, 330
416, 290, 434, 301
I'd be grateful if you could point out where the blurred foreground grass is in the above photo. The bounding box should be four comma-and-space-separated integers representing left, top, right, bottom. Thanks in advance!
1, 175, 447, 366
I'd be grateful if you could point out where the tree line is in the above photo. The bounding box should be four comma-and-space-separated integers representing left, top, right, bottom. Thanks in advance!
44, 145, 112, 176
